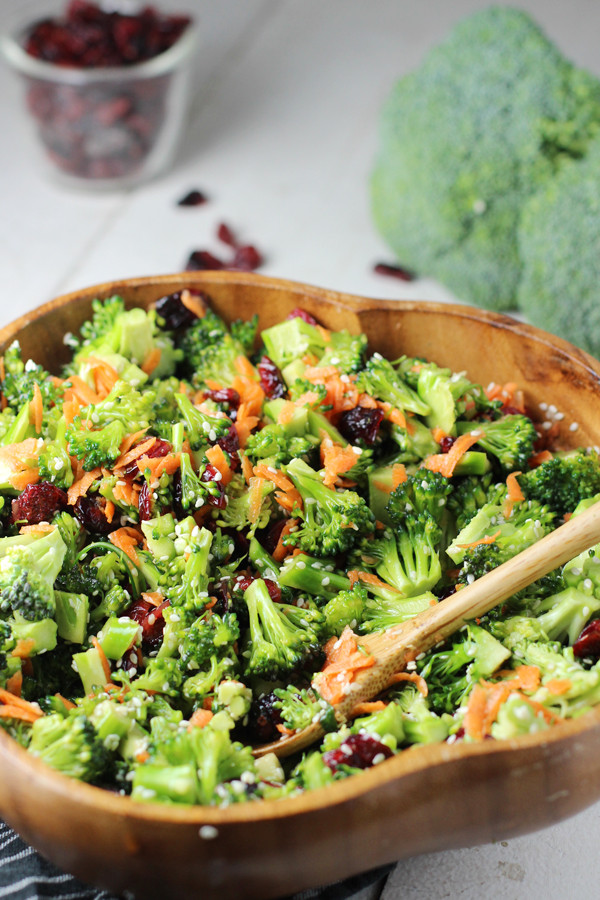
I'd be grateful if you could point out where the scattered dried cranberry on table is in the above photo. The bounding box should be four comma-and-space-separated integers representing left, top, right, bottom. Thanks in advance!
184, 222, 264, 273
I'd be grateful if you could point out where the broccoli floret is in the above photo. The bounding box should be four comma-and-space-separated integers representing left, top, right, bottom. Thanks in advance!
457, 415, 537, 473
182, 655, 239, 702
162, 525, 213, 614
67, 420, 126, 471
64, 296, 125, 359
356, 353, 430, 416
242, 578, 323, 680
518, 134, 600, 357
177, 452, 224, 512
386, 468, 452, 527
273, 685, 335, 733
179, 612, 239, 672
322, 584, 367, 638
0, 528, 67, 621
519, 450, 600, 518
216, 472, 274, 535
371, 6, 600, 311
318, 330, 368, 375
37, 420, 74, 489
284, 458, 375, 558
28, 712, 110, 783
176, 308, 229, 372
89, 584, 131, 624
446, 473, 497, 532
230, 315, 259, 354
387, 418, 438, 464
133, 657, 185, 697
370, 518, 442, 597
244, 424, 319, 468
418, 624, 510, 714
1, 341, 63, 417
394, 685, 451, 745
185, 333, 252, 390
414, 361, 497, 432
261, 317, 327, 371
174, 393, 232, 452
361, 591, 436, 633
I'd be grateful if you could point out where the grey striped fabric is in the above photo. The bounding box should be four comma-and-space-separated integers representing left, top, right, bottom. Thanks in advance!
0, 822, 392, 900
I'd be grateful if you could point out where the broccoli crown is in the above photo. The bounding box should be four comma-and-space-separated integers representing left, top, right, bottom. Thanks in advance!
284, 458, 375, 558
64, 296, 126, 360
318, 330, 368, 375
356, 353, 430, 416
273, 685, 334, 732
68, 420, 126, 471
37, 441, 74, 490
216, 472, 274, 535
29, 712, 110, 783
242, 578, 323, 680
446, 473, 496, 531
175, 393, 232, 452
518, 135, 600, 357
182, 655, 238, 701
371, 6, 600, 311
322, 584, 367, 639
230, 315, 259, 354
162, 526, 213, 613
178, 453, 224, 512
182, 332, 250, 389
463, 414, 537, 473
0, 529, 67, 621
519, 450, 600, 517
361, 590, 436, 633
179, 612, 240, 672
245, 424, 319, 467
176, 309, 229, 368
1, 341, 63, 414
371, 516, 442, 597
386, 468, 452, 527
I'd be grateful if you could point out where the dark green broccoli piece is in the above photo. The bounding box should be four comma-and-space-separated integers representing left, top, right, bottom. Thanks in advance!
182, 655, 239, 702
273, 685, 335, 733
216, 472, 274, 535
67, 420, 126, 471
386, 468, 453, 527
283, 458, 375, 558
230, 315, 259, 354
318, 330, 368, 374
242, 578, 323, 680
0, 528, 67, 621
28, 712, 110, 783
457, 415, 537, 473
371, 6, 600, 311
1, 341, 63, 416
64, 296, 125, 359
322, 584, 367, 638
176, 308, 229, 370
370, 517, 442, 596
179, 612, 240, 673
446, 473, 497, 532
89, 584, 131, 624
183, 333, 251, 390
244, 423, 319, 467
518, 134, 600, 357
356, 353, 430, 416
174, 393, 232, 452
519, 449, 600, 518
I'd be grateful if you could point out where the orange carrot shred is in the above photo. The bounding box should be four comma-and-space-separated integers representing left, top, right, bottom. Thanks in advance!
347, 569, 403, 594
386, 671, 428, 697
91, 637, 112, 685
0, 706, 41, 723
422, 431, 482, 478
29, 383, 44, 434
113, 437, 157, 471
11, 639, 36, 660
253, 462, 295, 493
54, 693, 76, 710
457, 529, 501, 550
67, 468, 102, 506
272, 518, 300, 563
275, 723, 296, 736
349, 701, 387, 717
141, 347, 162, 376
205, 444, 233, 486
234, 355, 257, 380
240, 452, 254, 484
503, 471, 525, 518
5, 671, 23, 697
248, 476, 266, 524
180, 290, 207, 319
187, 708, 214, 731
529, 450, 553, 469
391, 463, 407, 489
544, 679, 572, 695
108, 526, 143, 565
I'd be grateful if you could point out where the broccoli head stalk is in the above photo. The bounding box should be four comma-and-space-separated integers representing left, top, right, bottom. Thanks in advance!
519, 449, 600, 518
174, 393, 232, 451
361, 591, 436, 633
29, 712, 110, 783
457, 415, 537, 473
242, 578, 324, 680
356, 353, 430, 416
371, 519, 442, 597
371, 6, 600, 312
284, 458, 375, 558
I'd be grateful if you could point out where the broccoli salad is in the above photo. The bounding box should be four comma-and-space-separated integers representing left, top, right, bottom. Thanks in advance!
0, 290, 600, 806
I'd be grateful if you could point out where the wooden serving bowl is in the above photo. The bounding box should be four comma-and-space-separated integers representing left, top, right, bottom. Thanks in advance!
1, 272, 600, 900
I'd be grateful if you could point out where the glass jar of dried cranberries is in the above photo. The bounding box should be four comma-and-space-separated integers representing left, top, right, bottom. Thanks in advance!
1, 2, 197, 189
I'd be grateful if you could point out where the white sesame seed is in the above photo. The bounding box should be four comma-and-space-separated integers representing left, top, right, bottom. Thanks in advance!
199, 826, 219, 840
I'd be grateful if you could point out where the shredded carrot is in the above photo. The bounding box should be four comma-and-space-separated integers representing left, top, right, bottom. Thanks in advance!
275, 723, 296, 736
234, 406, 260, 448
62, 394, 81, 428
386, 671, 429, 697
253, 463, 295, 493
29, 383, 44, 434
372, 479, 393, 494
84, 356, 121, 398
248, 476, 267, 525
135, 750, 151, 764
117, 429, 149, 457
141, 347, 162, 376
54, 693, 76, 710
520, 695, 563, 725
457, 529, 501, 550
272, 518, 300, 563
11, 639, 36, 660
422, 431, 482, 478
5, 671, 22, 698
240, 452, 254, 484
180, 290, 207, 319
113, 437, 157, 472
544, 679, 572, 695
104, 500, 115, 524
321, 437, 361, 488
500, 665, 541, 693
314, 627, 376, 705
206, 444, 233, 486
67, 468, 102, 506
347, 569, 403, 594
316, 324, 331, 343
136, 453, 181, 479
0, 706, 41, 723
65, 375, 100, 407
391, 463, 407, 490
111, 480, 140, 509
432, 427, 449, 444
231, 374, 265, 417
9, 468, 40, 491
529, 450, 553, 468
503, 471, 524, 518
349, 701, 387, 717
91, 636, 112, 685
187, 708, 214, 731
234, 355, 257, 381
19, 523, 55, 536
277, 402, 296, 425
0, 688, 43, 720
141, 592, 164, 607
108, 526, 143, 565
273, 491, 302, 512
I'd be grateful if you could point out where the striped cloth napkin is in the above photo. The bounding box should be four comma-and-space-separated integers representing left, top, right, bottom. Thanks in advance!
0, 821, 392, 900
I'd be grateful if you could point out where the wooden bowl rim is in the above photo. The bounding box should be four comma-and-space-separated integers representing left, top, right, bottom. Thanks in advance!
3, 270, 600, 827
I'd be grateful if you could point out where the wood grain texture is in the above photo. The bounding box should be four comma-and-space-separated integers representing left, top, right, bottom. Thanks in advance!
1, 271, 600, 900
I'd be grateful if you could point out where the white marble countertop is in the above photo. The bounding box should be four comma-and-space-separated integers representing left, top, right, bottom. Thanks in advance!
2, 1, 600, 897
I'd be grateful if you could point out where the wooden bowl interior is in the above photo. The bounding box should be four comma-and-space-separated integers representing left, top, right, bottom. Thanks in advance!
1, 272, 600, 900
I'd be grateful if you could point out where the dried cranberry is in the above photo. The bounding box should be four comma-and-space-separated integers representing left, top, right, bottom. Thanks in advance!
322, 734, 393, 773
233, 573, 281, 603
137, 481, 153, 521
11, 482, 68, 526
126, 598, 168, 651
155, 291, 204, 330
185, 250, 225, 272
373, 262, 416, 282
231, 245, 263, 271
339, 406, 385, 446
201, 464, 227, 508
122, 439, 172, 477
217, 222, 237, 247
247, 692, 282, 744
440, 436, 456, 453
73, 495, 113, 534
286, 307, 319, 325
573, 619, 600, 660
257, 355, 287, 399
177, 190, 208, 207
203, 388, 240, 411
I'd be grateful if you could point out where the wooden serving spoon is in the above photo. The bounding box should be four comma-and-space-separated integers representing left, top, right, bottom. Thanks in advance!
253, 500, 600, 759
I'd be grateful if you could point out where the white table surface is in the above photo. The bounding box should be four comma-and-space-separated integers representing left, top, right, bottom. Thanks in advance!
2, 1, 600, 898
